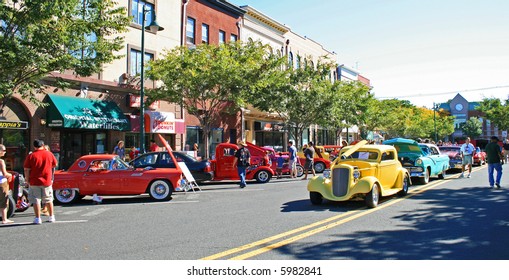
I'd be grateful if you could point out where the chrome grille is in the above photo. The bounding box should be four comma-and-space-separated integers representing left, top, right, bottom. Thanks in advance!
332, 167, 350, 197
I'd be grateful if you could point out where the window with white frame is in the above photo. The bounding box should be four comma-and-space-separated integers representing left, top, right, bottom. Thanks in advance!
129, 49, 154, 76
202, 23, 209, 44
186, 17, 196, 44
131, 0, 154, 26
219, 30, 226, 44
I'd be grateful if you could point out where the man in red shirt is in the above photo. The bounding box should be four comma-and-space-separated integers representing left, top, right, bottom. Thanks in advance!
24, 139, 58, 224
150, 140, 159, 152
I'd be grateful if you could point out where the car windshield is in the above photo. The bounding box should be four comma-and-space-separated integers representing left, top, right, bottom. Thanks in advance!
342, 151, 379, 161
174, 152, 198, 162
439, 147, 460, 153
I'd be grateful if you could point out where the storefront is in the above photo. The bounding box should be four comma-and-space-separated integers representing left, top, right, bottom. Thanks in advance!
45, 94, 130, 169
142, 111, 185, 152
0, 98, 30, 173
254, 121, 286, 151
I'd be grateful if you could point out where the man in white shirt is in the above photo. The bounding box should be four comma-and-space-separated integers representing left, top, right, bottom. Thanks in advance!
460, 137, 475, 178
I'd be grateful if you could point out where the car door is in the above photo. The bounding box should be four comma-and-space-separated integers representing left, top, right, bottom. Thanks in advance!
378, 150, 399, 189
215, 147, 238, 179
82, 159, 122, 195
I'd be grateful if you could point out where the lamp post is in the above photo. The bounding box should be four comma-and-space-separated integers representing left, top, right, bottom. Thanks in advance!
433, 102, 439, 143
139, 7, 164, 154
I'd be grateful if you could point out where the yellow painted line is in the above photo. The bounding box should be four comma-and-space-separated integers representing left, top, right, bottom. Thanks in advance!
202, 176, 449, 260
231, 179, 449, 260
200, 209, 364, 260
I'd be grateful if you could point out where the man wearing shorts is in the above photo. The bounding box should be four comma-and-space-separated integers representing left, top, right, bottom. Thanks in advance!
288, 140, 298, 178
24, 139, 58, 224
460, 137, 475, 178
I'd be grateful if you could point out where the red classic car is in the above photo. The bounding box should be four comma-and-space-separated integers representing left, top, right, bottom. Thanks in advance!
210, 142, 274, 183
53, 154, 182, 204
473, 147, 486, 166
261, 146, 304, 177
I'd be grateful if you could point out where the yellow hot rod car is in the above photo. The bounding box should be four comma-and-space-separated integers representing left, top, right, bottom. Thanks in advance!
307, 140, 411, 208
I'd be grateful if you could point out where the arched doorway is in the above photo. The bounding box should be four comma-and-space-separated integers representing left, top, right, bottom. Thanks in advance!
0, 98, 30, 173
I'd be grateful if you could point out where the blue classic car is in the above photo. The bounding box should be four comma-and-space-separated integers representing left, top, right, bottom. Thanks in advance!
383, 138, 450, 184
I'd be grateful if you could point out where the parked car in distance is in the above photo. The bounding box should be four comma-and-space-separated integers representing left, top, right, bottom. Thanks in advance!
297, 145, 331, 173
130, 151, 213, 183
473, 147, 486, 166
439, 146, 462, 170
210, 142, 274, 184
307, 140, 410, 208
261, 146, 304, 177
323, 145, 343, 162
383, 138, 450, 184
53, 154, 182, 204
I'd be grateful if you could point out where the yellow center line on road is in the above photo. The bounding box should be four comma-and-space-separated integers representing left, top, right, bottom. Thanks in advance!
202, 174, 456, 260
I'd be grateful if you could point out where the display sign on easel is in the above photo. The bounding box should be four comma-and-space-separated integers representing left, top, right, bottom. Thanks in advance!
178, 162, 201, 192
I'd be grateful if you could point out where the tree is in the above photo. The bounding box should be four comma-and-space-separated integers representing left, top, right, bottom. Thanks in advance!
476, 97, 509, 131
0, 0, 130, 106
147, 41, 280, 158
461, 117, 483, 139
327, 81, 373, 141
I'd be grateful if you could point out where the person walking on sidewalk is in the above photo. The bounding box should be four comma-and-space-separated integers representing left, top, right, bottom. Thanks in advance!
24, 140, 58, 224
485, 136, 503, 189
459, 137, 475, 178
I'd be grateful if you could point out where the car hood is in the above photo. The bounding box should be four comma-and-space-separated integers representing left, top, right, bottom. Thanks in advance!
383, 138, 424, 156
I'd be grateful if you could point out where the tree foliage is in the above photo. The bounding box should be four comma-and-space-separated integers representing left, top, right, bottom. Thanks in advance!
0, 0, 130, 106
147, 41, 281, 158
460, 117, 483, 139
476, 97, 509, 131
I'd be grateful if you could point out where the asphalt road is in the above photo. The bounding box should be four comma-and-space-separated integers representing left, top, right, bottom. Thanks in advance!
1, 164, 508, 261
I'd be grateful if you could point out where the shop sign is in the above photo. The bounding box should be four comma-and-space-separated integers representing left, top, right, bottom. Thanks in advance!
146, 111, 176, 134
0, 120, 28, 129
263, 122, 284, 132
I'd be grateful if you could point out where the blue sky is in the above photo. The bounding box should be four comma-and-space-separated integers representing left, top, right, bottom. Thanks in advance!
229, 0, 509, 108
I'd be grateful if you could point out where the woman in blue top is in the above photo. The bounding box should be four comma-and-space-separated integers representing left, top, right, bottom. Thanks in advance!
113, 140, 126, 161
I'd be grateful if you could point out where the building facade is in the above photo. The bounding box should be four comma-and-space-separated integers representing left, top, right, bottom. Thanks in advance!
1, 0, 184, 171
440, 93, 504, 147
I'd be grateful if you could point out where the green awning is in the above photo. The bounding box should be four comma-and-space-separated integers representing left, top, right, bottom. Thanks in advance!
45, 94, 130, 131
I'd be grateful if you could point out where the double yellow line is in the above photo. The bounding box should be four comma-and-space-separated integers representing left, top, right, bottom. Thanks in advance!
201, 171, 467, 260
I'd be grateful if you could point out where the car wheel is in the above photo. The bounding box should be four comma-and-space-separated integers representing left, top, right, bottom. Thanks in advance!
438, 167, 447, 179
398, 176, 410, 197
54, 189, 80, 204
148, 180, 172, 201
314, 162, 326, 173
15, 188, 30, 212
296, 165, 304, 177
419, 168, 430, 185
365, 183, 380, 208
310, 192, 323, 205
255, 170, 271, 183
1, 195, 16, 219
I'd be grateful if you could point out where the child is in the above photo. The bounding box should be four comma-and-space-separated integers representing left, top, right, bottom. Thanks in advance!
276, 152, 285, 179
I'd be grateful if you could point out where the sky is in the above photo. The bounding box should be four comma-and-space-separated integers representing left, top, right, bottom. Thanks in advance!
229, 0, 509, 108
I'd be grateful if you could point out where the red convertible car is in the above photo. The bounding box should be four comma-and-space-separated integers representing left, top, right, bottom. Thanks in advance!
53, 154, 182, 204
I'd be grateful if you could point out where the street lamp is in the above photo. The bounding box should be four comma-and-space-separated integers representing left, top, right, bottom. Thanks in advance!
139, 7, 164, 154
433, 102, 440, 143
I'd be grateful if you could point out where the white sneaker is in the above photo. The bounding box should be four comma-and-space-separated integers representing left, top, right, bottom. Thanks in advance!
33, 217, 42, 225
48, 216, 56, 223
467, 173, 471, 178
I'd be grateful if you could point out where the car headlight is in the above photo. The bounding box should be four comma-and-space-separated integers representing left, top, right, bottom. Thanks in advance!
416, 159, 423, 165
323, 169, 331, 179
353, 169, 361, 179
